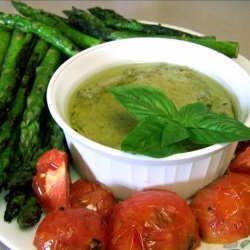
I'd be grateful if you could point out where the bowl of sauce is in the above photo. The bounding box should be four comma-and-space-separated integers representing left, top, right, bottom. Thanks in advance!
47, 38, 250, 199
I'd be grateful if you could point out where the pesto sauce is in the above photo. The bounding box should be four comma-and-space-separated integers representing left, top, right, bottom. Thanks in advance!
68, 63, 236, 149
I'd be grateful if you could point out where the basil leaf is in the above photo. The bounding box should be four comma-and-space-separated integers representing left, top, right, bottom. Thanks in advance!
176, 103, 208, 127
162, 120, 189, 146
121, 117, 187, 158
109, 85, 177, 121
109, 84, 250, 158
188, 113, 250, 144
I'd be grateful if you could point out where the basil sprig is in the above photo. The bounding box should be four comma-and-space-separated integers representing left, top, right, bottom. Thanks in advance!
109, 85, 250, 158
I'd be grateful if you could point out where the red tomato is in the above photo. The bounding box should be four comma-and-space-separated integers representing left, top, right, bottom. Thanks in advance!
32, 148, 70, 212
34, 207, 107, 250
228, 146, 250, 174
190, 172, 250, 244
70, 178, 116, 221
108, 189, 200, 250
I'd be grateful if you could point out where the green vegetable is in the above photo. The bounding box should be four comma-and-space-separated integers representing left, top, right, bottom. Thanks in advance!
0, 38, 49, 151
0, 26, 12, 75
19, 46, 62, 161
64, 7, 207, 41
0, 29, 34, 115
48, 115, 67, 151
88, 6, 203, 38
63, 8, 114, 41
4, 191, 26, 222
11, 0, 100, 48
64, 7, 238, 58
0, 12, 80, 56
109, 85, 250, 158
7, 169, 34, 191
0, 125, 20, 192
17, 195, 42, 229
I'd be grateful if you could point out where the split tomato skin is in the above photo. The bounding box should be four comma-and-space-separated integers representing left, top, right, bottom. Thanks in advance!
70, 178, 116, 221
32, 148, 70, 212
108, 189, 200, 250
190, 172, 250, 244
34, 207, 108, 250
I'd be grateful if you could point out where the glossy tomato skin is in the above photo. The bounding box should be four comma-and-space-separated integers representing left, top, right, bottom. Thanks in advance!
108, 189, 200, 250
191, 172, 250, 244
34, 207, 107, 250
32, 149, 70, 212
228, 146, 250, 174
70, 179, 116, 221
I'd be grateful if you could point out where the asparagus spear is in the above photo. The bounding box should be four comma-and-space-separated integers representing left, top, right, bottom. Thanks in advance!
19, 46, 62, 162
0, 26, 12, 75
4, 191, 26, 222
46, 113, 67, 151
88, 6, 206, 38
3, 158, 41, 226
4, 117, 67, 226
0, 12, 80, 57
17, 195, 42, 229
0, 125, 20, 192
0, 39, 49, 151
63, 8, 114, 41
65, 8, 214, 41
64, 7, 239, 58
2, 150, 34, 222
0, 29, 34, 115
11, 0, 100, 48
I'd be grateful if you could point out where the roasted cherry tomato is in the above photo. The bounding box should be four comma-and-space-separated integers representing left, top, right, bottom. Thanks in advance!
108, 189, 200, 250
32, 148, 70, 212
34, 207, 107, 250
191, 172, 250, 244
228, 146, 250, 174
70, 178, 116, 221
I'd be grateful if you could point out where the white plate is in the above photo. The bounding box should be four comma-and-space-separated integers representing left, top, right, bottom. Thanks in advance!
0, 22, 250, 250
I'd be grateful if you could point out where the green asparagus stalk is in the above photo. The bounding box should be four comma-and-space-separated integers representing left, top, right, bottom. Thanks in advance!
66, 8, 211, 41
4, 191, 26, 222
0, 29, 34, 115
17, 195, 42, 229
63, 8, 114, 41
0, 39, 49, 151
4, 118, 66, 225
11, 0, 100, 48
4, 162, 40, 224
0, 125, 20, 192
50, 121, 67, 151
7, 170, 34, 191
183, 39, 239, 58
64, 7, 239, 58
0, 26, 12, 75
43, 111, 67, 151
88, 6, 207, 38
0, 12, 80, 57
19, 46, 62, 162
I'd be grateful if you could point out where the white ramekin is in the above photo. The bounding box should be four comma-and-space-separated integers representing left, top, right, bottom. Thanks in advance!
47, 38, 250, 200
